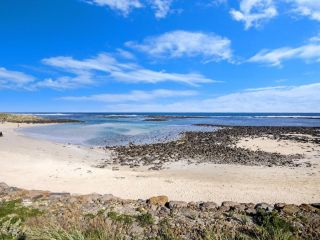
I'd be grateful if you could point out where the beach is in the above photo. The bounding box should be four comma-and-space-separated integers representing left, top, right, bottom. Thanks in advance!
0, 122, 319, 204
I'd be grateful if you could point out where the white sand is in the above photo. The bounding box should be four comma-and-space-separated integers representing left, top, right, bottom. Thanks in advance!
0, 123, 319, 204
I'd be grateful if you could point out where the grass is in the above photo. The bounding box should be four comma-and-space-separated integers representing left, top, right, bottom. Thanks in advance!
0, 201, 304, 240
107, 211, 134, 225
0, 200, 42, 223
135, 212, 154, 227
0, 200, 42, 240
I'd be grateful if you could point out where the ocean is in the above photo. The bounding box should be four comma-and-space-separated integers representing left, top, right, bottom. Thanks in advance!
19, 113, 320, 146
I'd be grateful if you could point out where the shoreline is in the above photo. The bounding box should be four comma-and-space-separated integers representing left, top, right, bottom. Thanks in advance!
0, 122, 319, 204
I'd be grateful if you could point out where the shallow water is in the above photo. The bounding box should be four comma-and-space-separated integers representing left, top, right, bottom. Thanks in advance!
19, 112, 320, 146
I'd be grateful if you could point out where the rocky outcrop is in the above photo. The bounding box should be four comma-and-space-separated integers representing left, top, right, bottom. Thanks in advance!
103, 126, 318, 169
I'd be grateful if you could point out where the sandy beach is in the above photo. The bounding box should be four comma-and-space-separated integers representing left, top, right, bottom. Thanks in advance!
0, 123, 319, 204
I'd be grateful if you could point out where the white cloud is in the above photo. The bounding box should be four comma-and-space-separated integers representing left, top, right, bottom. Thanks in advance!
85, 0, 175, 18
230, 0, 278, 29
126, 30, 232, 62
249, 43, 320, 66
149, 0, 173, 19
96, 82, 320, 112
60, 89, 197, 102
41, 53, 215, 88
0, 67, 35, 89
85, 0, 143, 15
289, 0, 320, 21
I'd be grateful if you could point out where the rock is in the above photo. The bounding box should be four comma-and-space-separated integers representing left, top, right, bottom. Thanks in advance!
0, 182, 9, 192
255, 203, 274, 212
147, 196, 168, 206
245, 208, 256, 215
101, 194, 116, 202
274, 203, 286, 210
221, 201, 239, 208
166, 201, 188, 209
200, 202, 218, 210
233, 204, 246, 211
218, 205, 230, 212
22, 190, 50, 200
311, 203, 320, 209
48, 192, 71, 200
282, 204, 300, 214
299, 204, 317, 213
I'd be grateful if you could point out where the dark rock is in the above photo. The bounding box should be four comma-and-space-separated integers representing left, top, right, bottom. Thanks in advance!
274, 203, 286, 210
255, 203, 274, 212
166, 201, 188, 209
311, 203, 320, 209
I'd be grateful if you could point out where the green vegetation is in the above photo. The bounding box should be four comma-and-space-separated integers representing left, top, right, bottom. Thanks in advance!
0, 200, 309, 240
0, 200, 42, 223
0, 200, 42, 240
135, 212, 154, 227
107, 211, 134, 225
254, 210, 295, 240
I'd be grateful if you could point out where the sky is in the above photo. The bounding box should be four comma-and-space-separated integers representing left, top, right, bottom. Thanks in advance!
0, 0, 320, 112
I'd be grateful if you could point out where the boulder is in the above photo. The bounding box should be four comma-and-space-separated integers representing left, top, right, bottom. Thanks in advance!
221, 201, 239, 208
274, 203, 286, 210
255, 203, 274, 212
166, 201, 188, 209
282, 204, 300, 215
311, 203, 320, 209
200, 202, 218, 210
0, 182, 9, 192
147, 196, 168, 206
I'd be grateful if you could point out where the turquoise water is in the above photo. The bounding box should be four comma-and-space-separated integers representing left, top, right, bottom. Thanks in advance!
19, 113, 320, 146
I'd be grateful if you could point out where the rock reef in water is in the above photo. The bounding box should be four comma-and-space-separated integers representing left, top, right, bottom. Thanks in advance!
104, 126, 319, 170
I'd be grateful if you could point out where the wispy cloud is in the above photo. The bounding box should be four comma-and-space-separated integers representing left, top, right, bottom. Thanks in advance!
126, 30, 232, 62
230, 0, 277, 29
228, 0, 320, 29
42, 53, 215, 87
94, 82, 320, 112
60, 89, 197, 102
248, 42, 320, 66
149, 0, 173, 19
84, 0, 175, 18
289, 0, 320, 21
0, 67, 36, 89
0, 51, 215, 90
85, 0, 143, 16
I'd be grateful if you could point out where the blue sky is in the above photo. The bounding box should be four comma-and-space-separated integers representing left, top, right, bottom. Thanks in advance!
1, 0, 320, 112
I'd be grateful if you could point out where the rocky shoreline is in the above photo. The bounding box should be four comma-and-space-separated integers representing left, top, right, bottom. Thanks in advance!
0, 113, 81, 124
0, 183, 319, 239
103, 126, 319, 170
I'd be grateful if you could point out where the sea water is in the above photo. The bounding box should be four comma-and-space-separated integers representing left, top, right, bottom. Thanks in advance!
19, 113, 320, 146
